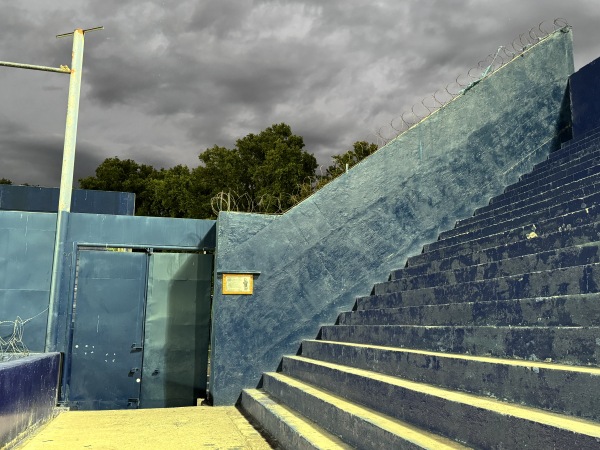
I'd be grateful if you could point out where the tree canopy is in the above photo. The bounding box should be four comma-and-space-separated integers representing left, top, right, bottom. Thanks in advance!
0, 178, 12, 185
79, 123, 378, 219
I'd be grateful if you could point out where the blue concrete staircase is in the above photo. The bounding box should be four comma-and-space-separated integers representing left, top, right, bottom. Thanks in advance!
241, 128, 600, 449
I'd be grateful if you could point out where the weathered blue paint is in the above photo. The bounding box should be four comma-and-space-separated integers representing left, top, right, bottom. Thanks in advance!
0, 185, 135, 215
0, 209, 216, 363
44, 213, 215, 355
0, 353, 61, 447
141, 253, 213, 408
570, 56, 600, 137
209, 30, 575, 405
0, 212, 56, 352
67, 250, 147, 410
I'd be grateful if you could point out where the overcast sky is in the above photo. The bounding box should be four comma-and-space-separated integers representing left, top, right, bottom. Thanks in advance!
1, 1, 599, 187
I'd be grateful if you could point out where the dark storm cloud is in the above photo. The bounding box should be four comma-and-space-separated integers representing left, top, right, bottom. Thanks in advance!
1, 1, 599, 186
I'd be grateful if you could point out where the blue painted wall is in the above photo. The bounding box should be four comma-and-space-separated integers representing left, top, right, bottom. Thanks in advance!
0, 353, 61, 447
570, 55, 600, 137
209, 29, 575, 405
0, 185, 135, 215
0, 210, 216, 355
0, 213, 56, 352
45, 213, 216, 356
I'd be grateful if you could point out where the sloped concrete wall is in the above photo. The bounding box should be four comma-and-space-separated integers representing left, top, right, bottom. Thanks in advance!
210, 29, 575, 405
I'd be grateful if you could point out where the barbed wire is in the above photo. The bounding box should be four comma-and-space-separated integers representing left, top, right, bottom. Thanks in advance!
0, 308, 48, 361
212, 19, 571, 216
374, 18, 570, 144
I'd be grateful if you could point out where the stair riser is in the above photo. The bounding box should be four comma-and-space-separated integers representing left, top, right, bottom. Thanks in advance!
460, 175, 600, 229
396, 222, 600, 280
548, 129, 600, 159
240, 390, 329, 450
506, 145, 600, 193
319, 325, 600, 365
360, 264, 600, 310
535, 134, 600, 171
520, 142, 600, 183
428, 192, 600, 253
260, 375, 429, 450
408, 207, 600, 267
341, 296, 600, 327
481, 164, 600, 213
445, 183, 600, 241
272, 361, 600, 449
379, 244, 600, 293
287, 350, 600, 422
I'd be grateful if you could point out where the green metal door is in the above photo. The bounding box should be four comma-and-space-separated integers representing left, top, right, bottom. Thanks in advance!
140, 253, 213, 408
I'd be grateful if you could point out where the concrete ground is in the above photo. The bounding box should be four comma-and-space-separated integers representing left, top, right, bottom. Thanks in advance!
17, 406, 275, 450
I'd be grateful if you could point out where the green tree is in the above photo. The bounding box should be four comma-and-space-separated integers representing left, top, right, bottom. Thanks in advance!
325, 141, 379, 178
195, 123, 318, 214
79, 157, 159, 216
143, 165, 195, 218
0, 178, 12, 185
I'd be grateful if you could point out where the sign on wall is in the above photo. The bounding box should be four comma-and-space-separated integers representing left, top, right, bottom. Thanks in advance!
222, 274, 254, 295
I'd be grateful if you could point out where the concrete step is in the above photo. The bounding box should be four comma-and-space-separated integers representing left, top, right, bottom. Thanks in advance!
257, 373, 470, 449
506, 142, 600, 193
465, 172, 600, 226
407, 207, 600, 268
398, 221, 600, 279
319, 324, 600, 366
240, 389, 352, 450
341, 294, 600, 327
425, 192, 600, 253
291, 344, 600, 421
274, 357, 600, 449
379, 242, 600, 293
479, 164, 600, 213
434, 190, 600, 251
359, 262, 600, 310
442, 181, 600, 241
524, 132, 600, 178
558, 125, 600, 150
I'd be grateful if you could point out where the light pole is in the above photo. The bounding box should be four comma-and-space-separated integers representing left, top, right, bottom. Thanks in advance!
0, 26, 102, 352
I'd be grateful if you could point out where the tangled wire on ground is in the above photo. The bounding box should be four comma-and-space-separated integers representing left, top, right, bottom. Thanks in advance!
375, 18, 570, 145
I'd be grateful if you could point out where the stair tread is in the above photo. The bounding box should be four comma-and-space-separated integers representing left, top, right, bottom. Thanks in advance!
385, 241, 600, 288
305, 340, 600, 375
280, 356, 600, 438
242, 389, 351, 449
265, 372, 471, 449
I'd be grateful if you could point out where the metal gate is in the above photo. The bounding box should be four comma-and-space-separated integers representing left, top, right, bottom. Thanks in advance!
66, 248, 213, 410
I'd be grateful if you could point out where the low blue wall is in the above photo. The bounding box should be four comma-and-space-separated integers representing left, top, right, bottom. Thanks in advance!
209, 29, 575, 405
0, 353, 61, 447
570, 55, 600, 137
0, 185, 135, 215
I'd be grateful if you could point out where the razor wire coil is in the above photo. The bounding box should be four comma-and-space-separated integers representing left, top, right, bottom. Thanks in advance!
0, 308, 48, 361
375, 18, 570, 145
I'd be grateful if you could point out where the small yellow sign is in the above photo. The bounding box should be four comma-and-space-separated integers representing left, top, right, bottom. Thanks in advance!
222, 274, 254, 295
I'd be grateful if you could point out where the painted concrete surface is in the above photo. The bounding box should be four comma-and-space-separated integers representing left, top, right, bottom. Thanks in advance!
17, 407, 273, 450
0, 353, 60, 449
210, 29, 575, 405
0, 185, 135, 215
570, 55, 600, 137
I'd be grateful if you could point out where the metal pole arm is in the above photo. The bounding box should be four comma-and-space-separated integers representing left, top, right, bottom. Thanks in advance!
0, 60, 70, 74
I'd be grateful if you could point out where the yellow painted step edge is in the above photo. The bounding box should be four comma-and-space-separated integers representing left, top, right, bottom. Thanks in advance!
308, 340, 600, 375
244, 389, 351, 450
264, 374, 471, 450
285, 354, 600, 437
